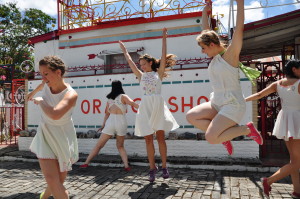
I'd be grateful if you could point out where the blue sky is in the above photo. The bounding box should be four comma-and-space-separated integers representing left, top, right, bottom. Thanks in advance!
1, 0, 299, 31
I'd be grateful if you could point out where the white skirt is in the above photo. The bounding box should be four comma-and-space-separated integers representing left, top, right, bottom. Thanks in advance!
273, 109, 300, 141
135, 95, 179, 137
30, 121, 79, 172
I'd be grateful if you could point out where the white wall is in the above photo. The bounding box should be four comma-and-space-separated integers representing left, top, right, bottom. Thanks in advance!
29, 14, 253, 134
33, 16, 204, 72
27, 69, 253, 134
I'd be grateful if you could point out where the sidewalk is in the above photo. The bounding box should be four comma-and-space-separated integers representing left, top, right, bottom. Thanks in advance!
0, 145, 294, 199
16, 138, 275, 172
0, 158, 293, 199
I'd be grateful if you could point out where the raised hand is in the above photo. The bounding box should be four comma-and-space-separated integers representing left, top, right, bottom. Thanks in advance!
119, 40, 126, 52
204, 0, 212, 14
163, 27, 168, 38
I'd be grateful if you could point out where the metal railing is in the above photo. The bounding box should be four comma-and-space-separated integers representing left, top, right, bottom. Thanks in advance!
58, 0, 205, 30
0, 106, 24, 145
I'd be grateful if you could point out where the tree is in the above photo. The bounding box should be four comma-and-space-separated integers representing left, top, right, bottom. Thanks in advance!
0, 2, 56, 78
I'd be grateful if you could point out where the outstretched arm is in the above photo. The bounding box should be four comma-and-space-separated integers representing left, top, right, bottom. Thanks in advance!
119, 41, 143, 80
26, 81, 45, 101
224, 0, 244, 67
122, 94, 139, 109
245, 82, 277, 102
202, 0, 212, 30
33, 90, 78, 120
157, 28, 167, 80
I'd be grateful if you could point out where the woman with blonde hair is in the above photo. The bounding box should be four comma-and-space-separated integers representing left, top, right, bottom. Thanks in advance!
186, 0, 262, 155
28, 56, 78, 199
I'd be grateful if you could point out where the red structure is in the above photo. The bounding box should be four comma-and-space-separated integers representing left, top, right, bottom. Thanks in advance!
0, 65, 25, 145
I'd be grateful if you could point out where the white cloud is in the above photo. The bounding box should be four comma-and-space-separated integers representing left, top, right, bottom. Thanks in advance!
294, 0, 300, 9
211, 0, 264, 32
0, 0, 57, 16
244, 1, 265, 23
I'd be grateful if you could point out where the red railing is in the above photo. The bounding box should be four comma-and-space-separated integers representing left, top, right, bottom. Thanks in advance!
0, 106, 24, 145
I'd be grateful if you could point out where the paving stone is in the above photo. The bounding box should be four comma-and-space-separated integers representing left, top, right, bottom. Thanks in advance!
0, 159, 296, 199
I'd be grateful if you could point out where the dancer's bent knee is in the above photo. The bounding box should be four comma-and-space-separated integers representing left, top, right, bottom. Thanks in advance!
205, 132, 220, 144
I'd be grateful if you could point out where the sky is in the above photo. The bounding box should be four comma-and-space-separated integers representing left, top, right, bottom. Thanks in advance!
0, 0, 299, 31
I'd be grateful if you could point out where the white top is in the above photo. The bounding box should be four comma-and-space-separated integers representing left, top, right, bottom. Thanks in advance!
277, 80, 300, 111
273, 79, 300, 140
208, 54, 245, 106
140, 71, 162, 96
107, 94, 127, 114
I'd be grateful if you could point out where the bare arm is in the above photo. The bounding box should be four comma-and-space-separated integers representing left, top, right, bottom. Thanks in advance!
26, 81, 45, 101
245, 82, 277, 102
33, 90, 78, 120
121, 94, 139, 109
157, 28, 168, 80
223, 0, 244, 67
202, 0, 212, 30
119, 41, 143, 80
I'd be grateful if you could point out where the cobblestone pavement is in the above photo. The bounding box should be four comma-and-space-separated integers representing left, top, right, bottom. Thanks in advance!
0, 161, 294, 199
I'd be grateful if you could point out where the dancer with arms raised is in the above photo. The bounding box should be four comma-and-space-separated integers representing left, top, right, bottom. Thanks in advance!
186, 0, 262, 155
119, 28, 179, 183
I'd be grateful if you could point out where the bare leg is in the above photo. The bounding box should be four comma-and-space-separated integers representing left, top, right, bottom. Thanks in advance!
116, 135, 129, 168
267, 139, 300, 189
186, 102, 217, 131
84, 133, 112, 164
39, 159, 68, 199
156, 130, 167, 168
205, 114, 250, 144
42, 167, 68, 198
144, 134, 156, 169
285, 140, 300, 193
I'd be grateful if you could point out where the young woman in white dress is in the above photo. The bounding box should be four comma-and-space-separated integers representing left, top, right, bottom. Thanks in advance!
27, 56, 78, 199
186, 0, 263, 156
245, 60, 300, 198
119, 28, 179, 183
79, 80, 138, 171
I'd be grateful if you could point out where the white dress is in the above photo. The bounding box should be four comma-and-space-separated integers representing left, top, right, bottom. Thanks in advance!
135, 72, 179, 137
30, 84, 79, 172
208, 54, 246, 123
273, 80, 300, 141
102, 94, 128, 136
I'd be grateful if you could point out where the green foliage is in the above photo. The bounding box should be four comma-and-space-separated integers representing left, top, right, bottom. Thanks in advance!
0, 2, 55, 79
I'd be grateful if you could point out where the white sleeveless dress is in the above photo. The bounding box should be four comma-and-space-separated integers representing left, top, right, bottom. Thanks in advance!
208, 54, 246, 123
102, 94, 128, 136
135, 72, 179, 136
273, 80, 300, 140
30, 84, 79, 172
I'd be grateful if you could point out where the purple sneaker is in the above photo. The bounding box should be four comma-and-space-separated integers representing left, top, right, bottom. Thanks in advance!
148, 168, 156, 183
162, 168, 169, 179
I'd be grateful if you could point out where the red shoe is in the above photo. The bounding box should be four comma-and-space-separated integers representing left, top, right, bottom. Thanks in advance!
79, 164, 89, 168
292, 192, 300, 198
222, 141, 234, 155
124, 167, 131, 172
261, 177, 271, 197
247, 122, 263, 145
